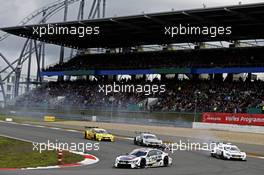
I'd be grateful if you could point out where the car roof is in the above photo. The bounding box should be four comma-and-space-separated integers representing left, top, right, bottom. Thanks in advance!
132, 148, 159, 152
93, 128, 107, 131
141, 133, 156, 136
218, 143, 237, 147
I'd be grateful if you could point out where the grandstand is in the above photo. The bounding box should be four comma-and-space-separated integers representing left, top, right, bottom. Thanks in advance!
2, 3, 264, 115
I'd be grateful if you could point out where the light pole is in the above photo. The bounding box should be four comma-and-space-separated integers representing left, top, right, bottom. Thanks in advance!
194, 90, 201, 122
109, 96, 115, 122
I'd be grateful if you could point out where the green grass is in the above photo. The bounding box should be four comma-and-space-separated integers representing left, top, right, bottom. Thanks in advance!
0, 136, 84, 168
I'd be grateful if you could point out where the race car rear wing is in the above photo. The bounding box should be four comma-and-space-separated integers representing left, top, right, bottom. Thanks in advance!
135, 131, 152, 135
85, 126, 99, 129
210, 141, 232, 145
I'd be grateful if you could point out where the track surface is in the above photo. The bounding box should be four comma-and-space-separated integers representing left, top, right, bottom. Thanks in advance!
0, 122, 263, 175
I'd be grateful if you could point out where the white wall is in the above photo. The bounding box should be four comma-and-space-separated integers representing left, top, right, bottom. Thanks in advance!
192, 122, 264, 134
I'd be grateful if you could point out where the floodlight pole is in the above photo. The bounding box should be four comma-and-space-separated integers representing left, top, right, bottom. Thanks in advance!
34, 40, 42, 84
40, 10, 47, 82
97, 0, 101, 18
70, 0, 85, 59
79, 0, 85, 20
26, 40, 33, 92
92, 0, 102, 19
58, 0, 69, 81
109, 96, 115, 122
88, 0, 97, 19
103, 0, 106, 18
14, 39, 30, 97
0, 74, 6, 107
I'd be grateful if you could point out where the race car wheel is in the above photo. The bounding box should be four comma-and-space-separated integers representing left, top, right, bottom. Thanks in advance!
140, 140, 144, 146
94, 135, 97, 141
211, 153, 215, 157
163, 156, 169, 167
221, 152, 225, 159
134, 138, 137, 145
140, 159, 146, 168
84, 132, 87, 139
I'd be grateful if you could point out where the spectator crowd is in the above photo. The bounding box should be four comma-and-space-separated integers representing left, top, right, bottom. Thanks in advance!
15, 78, 264, 114
43, 46, 264, 71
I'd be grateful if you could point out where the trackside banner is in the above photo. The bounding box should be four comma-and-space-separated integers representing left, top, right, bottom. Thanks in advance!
202, 112, 264, 126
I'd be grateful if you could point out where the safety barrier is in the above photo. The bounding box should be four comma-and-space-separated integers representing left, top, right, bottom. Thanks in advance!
192, 122, 264, 134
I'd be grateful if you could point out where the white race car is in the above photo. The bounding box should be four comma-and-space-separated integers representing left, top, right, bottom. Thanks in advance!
134, 133, 163, 147
115, 148, 172, 168
210, 142, 246, 161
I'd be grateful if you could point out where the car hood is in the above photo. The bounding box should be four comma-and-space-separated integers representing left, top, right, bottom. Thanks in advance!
145, 138, 162, 143
97, 133, 113, 137
118, 155, 138, 161
227, 150, 244, 154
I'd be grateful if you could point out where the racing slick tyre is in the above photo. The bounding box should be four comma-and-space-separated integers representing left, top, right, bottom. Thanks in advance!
94, 135, 97, 141
163, 156, 169, 167
84, 132, 87, 139
221, 152, 225, 159
134, 138, 137, 145
140, 158, 146, 168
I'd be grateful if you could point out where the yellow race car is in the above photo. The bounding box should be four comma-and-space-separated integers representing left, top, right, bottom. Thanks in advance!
84, 127, 115, 142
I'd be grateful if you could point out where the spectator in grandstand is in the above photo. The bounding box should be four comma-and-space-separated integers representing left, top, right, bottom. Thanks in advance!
15, 78, 264, 114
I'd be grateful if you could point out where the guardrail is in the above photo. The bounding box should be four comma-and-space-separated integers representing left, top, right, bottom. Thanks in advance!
0, 108, 199, 128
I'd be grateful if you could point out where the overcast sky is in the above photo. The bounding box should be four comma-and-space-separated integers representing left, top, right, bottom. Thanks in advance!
0, 0, 263, 75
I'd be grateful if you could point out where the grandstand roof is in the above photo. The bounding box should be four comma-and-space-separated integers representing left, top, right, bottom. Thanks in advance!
1, 3, 264, 49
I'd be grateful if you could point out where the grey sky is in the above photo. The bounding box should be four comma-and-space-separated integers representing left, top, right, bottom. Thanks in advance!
0, 0, 263, 74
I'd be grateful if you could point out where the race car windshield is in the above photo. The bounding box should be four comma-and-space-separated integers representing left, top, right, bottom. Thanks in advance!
96, 130, 108, 134
130, 150, 147, 157
225, 147, 240, 151
144, 135, 157, 139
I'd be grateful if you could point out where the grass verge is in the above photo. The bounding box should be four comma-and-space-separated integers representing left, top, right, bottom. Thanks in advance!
0, 136, 84, 168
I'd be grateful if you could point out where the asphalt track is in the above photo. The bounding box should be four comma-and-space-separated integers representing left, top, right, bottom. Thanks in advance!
0, 122, 263, 175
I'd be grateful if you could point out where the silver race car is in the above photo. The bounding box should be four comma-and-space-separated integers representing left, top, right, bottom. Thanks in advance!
115, 148, 172, 168
210, 142, 247, 161
134, 133, 163, 147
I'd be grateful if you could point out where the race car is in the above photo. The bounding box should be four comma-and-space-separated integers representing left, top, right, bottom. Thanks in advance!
134, 133, 163, 147
210, 142, 246, 161
114, 148, 172, 168
84, 127, 115, 142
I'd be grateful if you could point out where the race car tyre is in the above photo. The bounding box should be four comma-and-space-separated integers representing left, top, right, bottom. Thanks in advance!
134, 138, 137, 145
94, 135, 97, 141
211, 153, 215, 157
140, 159, 146, 168
221, 152, 225, 159
163, 156, 169, 167
84, 132, 87, 139
140, 140, 144, 146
